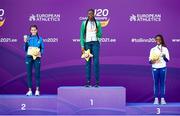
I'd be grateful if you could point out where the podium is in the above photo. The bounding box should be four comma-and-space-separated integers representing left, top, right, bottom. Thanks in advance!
1, 87, 180, 115
0, 95, 57, 115
57, 86, 126, 115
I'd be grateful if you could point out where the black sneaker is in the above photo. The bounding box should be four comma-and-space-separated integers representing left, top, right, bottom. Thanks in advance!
85, 81, 91, 87
94, 84, 99, 87
94, 83, 99, 88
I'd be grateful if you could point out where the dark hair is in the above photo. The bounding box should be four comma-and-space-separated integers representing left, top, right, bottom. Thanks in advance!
88, 9, 95, 14
84, 9, 98, 39
30, 24, 38, 30
155, 34, 167, 47
29, 24, 39, 39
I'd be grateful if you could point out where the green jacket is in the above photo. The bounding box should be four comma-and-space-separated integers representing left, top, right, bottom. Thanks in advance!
80, 20, 102, 48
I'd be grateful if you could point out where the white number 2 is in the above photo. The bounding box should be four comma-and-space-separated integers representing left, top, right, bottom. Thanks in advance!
21, 104, 26, 110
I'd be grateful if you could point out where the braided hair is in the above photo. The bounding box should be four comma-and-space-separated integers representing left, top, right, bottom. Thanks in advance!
84, 9, 98, 39
155, 34, 167, 47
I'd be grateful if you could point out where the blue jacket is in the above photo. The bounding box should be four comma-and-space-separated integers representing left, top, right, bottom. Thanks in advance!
24, 35, 44, 55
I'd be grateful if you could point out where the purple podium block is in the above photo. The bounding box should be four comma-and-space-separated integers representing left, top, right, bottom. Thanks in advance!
0, 94, 180, 115
57, 86, 126, 115
0, 95, 57, 115
126, 103, 180, 115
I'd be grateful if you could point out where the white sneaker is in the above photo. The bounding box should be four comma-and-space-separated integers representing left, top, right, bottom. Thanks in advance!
26, 90, 32, 96
35, 90, 40, 96
161, 98, 166, 105
153, 97, 159, 105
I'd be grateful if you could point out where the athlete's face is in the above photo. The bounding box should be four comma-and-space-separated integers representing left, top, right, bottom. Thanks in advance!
155, 36, 162, 45
88, 10, 94, 20
30, 27, 38, 36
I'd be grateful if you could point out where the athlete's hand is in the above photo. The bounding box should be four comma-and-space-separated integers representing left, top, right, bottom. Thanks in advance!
81, 47, 85, 54
24, 35, 28, 43
151, 60, 157, 64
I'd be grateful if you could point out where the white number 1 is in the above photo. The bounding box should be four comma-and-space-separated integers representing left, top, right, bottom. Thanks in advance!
90, 99, 94, 106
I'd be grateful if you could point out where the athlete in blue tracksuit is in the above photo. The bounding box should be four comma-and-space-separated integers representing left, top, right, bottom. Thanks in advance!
24, 25, 44, 96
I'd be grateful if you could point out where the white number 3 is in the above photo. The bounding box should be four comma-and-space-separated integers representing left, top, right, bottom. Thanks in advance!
156, 108, 160, 114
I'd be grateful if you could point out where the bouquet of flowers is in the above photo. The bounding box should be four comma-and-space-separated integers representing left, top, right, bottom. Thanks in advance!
27, 47, 41, 60
81, 49, 93, 61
